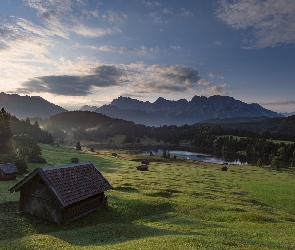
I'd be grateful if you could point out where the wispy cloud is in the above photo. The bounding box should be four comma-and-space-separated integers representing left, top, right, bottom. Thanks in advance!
101, 10, 127, 24
207, 73, 215, 78
214, 41, 222, 46
178, 8, 194, 18
148, 12, 163, 24
216, 0, 295, 49
99, 45, 148, 55
261, 100, 295, 106
208, 83, 229, 95
163, 8, 173, 14
170, 45, 180, 50
142, 1, 162, 7
23, 0, 120, 38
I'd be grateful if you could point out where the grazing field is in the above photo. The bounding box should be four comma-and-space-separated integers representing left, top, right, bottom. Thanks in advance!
1, 144, 295, 249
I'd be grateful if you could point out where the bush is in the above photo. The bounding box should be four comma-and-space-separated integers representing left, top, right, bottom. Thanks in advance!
13, 158, 28, 174
28, 155, 47, 164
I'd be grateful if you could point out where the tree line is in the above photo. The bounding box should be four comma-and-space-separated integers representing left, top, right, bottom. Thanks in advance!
33, 110, 295, 166
0, 108, 51, 173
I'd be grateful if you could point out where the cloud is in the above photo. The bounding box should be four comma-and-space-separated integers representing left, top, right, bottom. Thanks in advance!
163, 8, 173, 14
73, 43, 99, 50
149, 65, 200, 85
206, 72, 225, 80
261, 100, 295, 106
214, 41, 222, 46
101, 10, 127, 24
179, 8, 194, 18
170, 45, 180, 50
16, 65, 127, 96
207, 73, 215, 78
82, 9, 99, 18
149, 46, 160, 53
142, 1, 162, 7
85, 44, 149, 55
208, 83, 229, 95
148, 12, 163, 24
128, 64, 202, 94
216, 0, 295, 49
23, 0, 120, 38
0, 16, 52, 61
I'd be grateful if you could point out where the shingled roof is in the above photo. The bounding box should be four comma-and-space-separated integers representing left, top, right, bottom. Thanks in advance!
10, 162, 113, 207
0, 163, 18, 174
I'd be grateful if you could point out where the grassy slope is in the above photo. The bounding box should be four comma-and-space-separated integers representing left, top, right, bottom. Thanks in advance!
1, 145, 295, 249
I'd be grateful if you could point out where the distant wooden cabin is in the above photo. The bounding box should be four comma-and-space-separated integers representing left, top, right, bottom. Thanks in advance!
221, 166, 228, 171
10, 162, 113, 224
0, 163, 19, 181
70, 157, 79, 163
137, 165, 148, 171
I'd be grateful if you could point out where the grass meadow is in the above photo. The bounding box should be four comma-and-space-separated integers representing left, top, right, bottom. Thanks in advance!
1, 144, 295, 249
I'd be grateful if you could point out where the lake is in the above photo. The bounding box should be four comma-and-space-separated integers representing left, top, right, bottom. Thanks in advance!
141, 148, 260, 165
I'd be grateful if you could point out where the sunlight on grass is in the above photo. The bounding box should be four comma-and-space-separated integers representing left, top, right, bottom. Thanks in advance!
1, 144, 295, 249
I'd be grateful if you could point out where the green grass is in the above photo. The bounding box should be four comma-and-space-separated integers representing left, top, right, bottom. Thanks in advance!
1, 144, 295, 249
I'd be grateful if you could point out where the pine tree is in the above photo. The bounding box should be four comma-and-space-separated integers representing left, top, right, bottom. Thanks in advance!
76, 140, 81, 150
0, 108, 12, 154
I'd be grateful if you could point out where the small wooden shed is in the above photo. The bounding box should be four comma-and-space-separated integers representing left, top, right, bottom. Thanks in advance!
70, 157, 79, 163
9, 162, 113, 224
137, 165, 149, 171
0, 163, 19, 181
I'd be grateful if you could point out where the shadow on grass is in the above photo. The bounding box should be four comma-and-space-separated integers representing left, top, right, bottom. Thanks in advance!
0, 196, 219, 247
115, 186, 139, 193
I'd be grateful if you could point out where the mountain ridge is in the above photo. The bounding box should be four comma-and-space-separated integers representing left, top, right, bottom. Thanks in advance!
96, 95, 282, 126
0, 92, 67, 119
0, 92, 285, 126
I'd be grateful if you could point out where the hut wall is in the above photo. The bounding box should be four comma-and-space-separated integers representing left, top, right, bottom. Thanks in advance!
19, 176, 62, 223
62, 193, 107, 223
0, 171, 16, 181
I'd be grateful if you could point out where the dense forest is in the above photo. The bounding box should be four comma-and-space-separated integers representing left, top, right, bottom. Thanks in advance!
0, 108, 51, 173
198, 115, 295, 141
34, 111, 295, 167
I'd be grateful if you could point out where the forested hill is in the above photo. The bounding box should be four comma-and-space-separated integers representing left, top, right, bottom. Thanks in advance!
198, 115, 295, 140
10, 116, 53, 144
0, 92, 67, 119
44, 111, 135, 129
40, 111, 144, 140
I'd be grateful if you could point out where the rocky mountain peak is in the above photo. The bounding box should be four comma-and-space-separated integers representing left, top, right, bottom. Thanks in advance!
96, 95, 282, 126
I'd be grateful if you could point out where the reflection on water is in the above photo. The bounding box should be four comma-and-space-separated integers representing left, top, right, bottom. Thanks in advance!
141, 148, 256, 165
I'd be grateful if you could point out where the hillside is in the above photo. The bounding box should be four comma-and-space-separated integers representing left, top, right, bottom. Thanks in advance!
96, 95, 282, 126
45, 111, 135, 130
0, 92, 67, 119
199, 115, 295, 139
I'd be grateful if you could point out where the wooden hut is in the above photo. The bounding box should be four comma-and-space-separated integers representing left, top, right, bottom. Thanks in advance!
70, 157, 79, 163
137, 165, 149, 171
9, 162, 113, 224
0, 163, 19, 181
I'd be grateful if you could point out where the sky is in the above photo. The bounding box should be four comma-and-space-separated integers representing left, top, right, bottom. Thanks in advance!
0, 0, 295, 113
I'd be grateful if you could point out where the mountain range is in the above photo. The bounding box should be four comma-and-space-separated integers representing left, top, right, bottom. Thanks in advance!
0, 92, 286, 125
95, 95, 282, 126
0, 92, 67, 119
